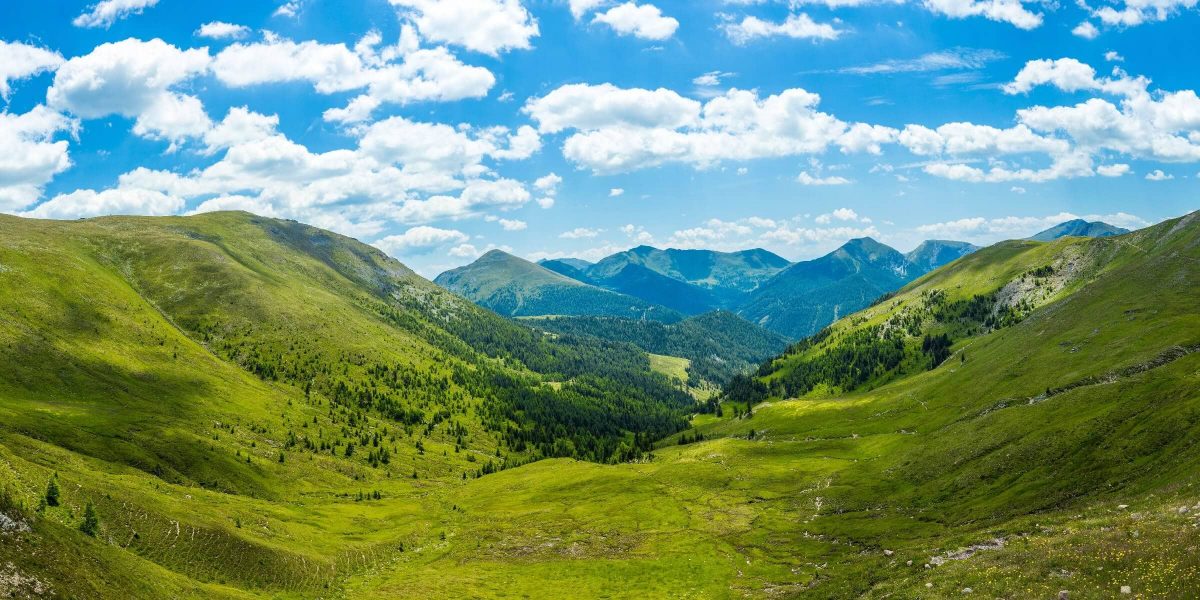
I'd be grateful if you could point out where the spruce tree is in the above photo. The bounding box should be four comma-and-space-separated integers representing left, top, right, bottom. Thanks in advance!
45, 476, 60, 507
80, 502, 99, 537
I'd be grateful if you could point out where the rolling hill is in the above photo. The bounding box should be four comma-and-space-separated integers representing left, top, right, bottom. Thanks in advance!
434, 249, 680, 321
1030, 218, 1130, 241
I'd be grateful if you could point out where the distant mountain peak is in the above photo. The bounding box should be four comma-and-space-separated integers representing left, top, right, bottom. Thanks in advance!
1030, 220, 1130, 241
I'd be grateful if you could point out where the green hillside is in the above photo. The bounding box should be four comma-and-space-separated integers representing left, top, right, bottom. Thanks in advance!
1, 210, 1197, 599
435, 249, 680, 321
0, 212, 699, 597
520, 310, 790, 387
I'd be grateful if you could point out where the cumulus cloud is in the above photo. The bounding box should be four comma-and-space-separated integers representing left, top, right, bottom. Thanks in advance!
74, 0, 159, 28
592, 3, 679, 40
560, 227, 603, 238
720, 13, 842, 44
25, 188, 182, 219
0, 42, 64, 101
389, 0, 539, 56
524, 83, 700, 133
609, 188, 625, 196
373, 225, 469, 255
45, 106, 538, 231
569, 0, 610, 18
212, 31, 496, 124
197, 22, 251, 40
498, 218, 527, 230
1144, 169, 1174, 180
1089, 0, 1197, 29
1096, 163, 1130, 177
527, 84, 883, 172
46, 38, 211, 145
1072, 21, 1099, 39
922, 0, 1043, 29
815, 208, 863, 223
0, 106, 77, 212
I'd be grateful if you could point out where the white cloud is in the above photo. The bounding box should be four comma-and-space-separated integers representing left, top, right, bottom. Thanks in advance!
922, 0, 1043, 29
74, 0, 159, 28
720, 13, 842, 44
798, 172, 851, 185
1096, 163, 1130, 177
46, 38, 212, 145
1002, 58, 1108, 95
0, 42, 64, 101
58, 105, 538, 231
1145, 169, 1173, 180
835, 48, 1005, 76
497, 218, 527, 230
592, 3, 679, 40
1010, 186, 1027, 193
202, 106, 280, 153
448, 243, 480, 258
390, 0, 539, 56
560, 227, 603, 238
609, 187, 625, 196
534, 173, 562, 193
530, 85, 875, 173
0, 106, 76, 212
212, 33, 496, 124
1104, 51, 1124, 62
570, 0, 610, 18
693, 71, 735, 87
620, 223, 655, 243
25, 188, 182, 219
1072, 21, 1100, 39
1091, 0, 1197, 29
373, 225, 469, 255
524, 83, 700, 133
274, 1, 303, 17
197, 22, 251, 40
814, 208, 861, 223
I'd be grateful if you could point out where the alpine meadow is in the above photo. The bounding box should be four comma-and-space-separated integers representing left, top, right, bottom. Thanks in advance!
2, 1, 1200, 599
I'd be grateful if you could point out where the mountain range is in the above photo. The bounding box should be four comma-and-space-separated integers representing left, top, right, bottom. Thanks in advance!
434, 248, 682, 321
440, 238, 980, 339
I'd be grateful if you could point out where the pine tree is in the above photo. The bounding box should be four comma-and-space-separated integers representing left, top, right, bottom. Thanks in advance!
45, 476, 60, 507
80, 502, 99, 537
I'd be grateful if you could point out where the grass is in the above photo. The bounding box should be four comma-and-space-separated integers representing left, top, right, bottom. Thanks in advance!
0, 210, 1197, 597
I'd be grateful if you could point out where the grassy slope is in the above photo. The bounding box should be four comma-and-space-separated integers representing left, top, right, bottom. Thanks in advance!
1, 211, 1197, 598
0, 212, 689, 598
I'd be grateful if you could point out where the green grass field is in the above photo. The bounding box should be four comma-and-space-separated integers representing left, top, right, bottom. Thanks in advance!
0, 210, 1197, 598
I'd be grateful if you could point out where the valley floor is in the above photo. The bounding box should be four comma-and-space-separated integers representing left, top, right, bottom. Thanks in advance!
4, 355, 1199, 598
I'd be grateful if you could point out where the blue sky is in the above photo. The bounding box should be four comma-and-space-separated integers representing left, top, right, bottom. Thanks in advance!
1, 0, 1197, 276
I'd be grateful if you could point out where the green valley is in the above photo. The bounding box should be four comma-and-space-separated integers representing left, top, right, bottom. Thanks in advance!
0, 210, 1197, 599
